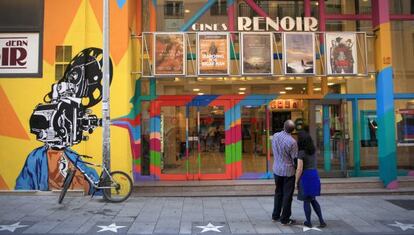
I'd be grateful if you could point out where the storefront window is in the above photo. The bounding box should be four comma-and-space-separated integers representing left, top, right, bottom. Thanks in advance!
358, 100, 378, 170
325, 0, 371, 14
391, 21, 414, 93
326, 20, 372, 32
395, 100, 414, 172
389, 0, 414, 14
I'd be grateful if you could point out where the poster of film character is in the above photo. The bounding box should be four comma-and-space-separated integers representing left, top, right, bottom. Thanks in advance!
283, 33, 315, 75
241, 33, 273, 75
326, 33, 357, 75
198, 33, 229, 75
154, 33, 185, 76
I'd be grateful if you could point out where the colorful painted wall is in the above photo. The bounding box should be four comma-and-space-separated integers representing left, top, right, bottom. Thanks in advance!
0, 0, 140, 190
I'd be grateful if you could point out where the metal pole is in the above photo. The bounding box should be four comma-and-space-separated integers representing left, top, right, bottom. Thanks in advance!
102, 0, 110, 173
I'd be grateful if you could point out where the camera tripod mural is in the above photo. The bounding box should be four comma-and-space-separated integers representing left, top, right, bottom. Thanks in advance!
15, 48, 113, 193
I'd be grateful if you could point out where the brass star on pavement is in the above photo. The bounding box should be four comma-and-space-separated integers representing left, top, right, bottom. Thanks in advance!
196, 222, 224, 233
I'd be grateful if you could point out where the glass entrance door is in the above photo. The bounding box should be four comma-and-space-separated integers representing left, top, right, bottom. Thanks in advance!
241, 105, 269, 177
309, 100, 349, 177
158, 99, 229, 180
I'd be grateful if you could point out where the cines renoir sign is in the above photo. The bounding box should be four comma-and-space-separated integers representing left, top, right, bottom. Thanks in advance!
192, 17, 318, 32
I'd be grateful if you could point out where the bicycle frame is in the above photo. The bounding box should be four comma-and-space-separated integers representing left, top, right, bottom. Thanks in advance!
73, 155, 117, 190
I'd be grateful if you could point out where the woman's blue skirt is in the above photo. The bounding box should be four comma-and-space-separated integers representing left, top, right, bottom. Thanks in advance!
297, 169, 321, 201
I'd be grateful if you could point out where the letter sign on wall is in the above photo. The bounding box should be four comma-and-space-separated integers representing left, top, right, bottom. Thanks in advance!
0, 33, 40, 77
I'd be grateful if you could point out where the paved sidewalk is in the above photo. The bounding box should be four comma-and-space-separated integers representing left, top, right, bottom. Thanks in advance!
0, 195, 413, 234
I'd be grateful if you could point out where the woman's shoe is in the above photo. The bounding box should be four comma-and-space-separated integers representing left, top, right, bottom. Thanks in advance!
318, 222, 327, 228
304, 221, 312, 228
281, 219, 296, 225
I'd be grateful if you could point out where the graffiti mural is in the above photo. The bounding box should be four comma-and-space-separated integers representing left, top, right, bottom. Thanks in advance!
15, 48, 113, 193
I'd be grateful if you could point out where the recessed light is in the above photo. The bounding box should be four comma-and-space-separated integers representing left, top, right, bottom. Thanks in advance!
328, 83, 335, 86
313, 87, 321, 91
185, 9, 190, 13
285, 87, 293, 90
193, 88, 200, 92
239, 87, 246, 91
198, 92, 204, 95
280, 91, 286, 94
238, 92, 245, 95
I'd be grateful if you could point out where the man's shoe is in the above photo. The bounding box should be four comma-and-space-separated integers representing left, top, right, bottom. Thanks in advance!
281, 219, 296, 225
272, 217, 280, 222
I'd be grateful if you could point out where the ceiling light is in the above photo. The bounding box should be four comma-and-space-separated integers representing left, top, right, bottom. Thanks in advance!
193, 88, 200, 92
185, 9, 190, 13
328, 83, 335, 86
239, 87, 246, 91
198, 92, 204, 95
313, 87, 321, 91
238, 92, 245, 95
285, 87, 293, 90
279, 91, 286, 94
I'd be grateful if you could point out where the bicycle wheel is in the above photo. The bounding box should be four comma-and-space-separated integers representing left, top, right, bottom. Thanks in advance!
58, 169, 75, 204
102, 171, 133, 203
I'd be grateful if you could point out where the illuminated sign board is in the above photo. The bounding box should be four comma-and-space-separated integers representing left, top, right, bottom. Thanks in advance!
192, 17, 318, 32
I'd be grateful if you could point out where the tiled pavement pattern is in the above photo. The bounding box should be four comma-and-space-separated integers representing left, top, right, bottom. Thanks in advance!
0, 195, 413, 234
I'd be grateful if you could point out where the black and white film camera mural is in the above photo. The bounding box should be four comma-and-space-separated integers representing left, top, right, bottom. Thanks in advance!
29, 48, 113, 149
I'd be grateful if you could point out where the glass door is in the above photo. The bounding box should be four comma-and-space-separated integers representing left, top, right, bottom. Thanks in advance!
241, 105, 269, 177
160, 106, 187, 177
309, 100, 349, 177
157, 98, 230, 180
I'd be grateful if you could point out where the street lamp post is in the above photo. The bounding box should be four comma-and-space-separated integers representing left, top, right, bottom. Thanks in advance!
102, 0, 110, 175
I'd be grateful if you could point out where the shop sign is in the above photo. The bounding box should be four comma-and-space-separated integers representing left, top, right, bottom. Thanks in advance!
192, 17, 318, 32
154, 33, 185, 76
269, 99, 301, 110
241, 32, 273, 75
197, 33, 230, 75
0, 33, 40, 76
326, 33, 358, 75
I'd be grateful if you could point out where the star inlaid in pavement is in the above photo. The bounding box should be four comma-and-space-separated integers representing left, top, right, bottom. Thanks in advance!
388, 221, 414, 231
97, 223, 126, 233
0, 222, 28, 232
296, 225, 323, 232
196, 222, 224, 233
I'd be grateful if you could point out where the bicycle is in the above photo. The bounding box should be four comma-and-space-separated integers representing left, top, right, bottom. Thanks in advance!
58, 154, 133, 204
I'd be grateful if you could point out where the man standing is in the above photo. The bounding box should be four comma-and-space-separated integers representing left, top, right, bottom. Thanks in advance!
272, 120, 298, 225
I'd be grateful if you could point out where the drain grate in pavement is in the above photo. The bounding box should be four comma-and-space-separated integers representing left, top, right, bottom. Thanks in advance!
387, 200, 414, 210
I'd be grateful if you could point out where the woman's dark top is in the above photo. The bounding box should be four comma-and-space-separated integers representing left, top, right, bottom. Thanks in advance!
297, 150, 317, 170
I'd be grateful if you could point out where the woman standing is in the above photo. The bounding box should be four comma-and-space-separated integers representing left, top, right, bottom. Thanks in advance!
295, 129, 327, 228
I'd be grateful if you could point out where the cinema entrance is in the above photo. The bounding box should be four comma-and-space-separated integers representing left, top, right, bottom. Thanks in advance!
154, 96, 231, 180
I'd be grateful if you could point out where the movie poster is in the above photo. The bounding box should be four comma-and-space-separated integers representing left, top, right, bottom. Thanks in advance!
154, 33, 185, 76
326, 33, 357, 75
198, 33, 229, 75
241, 33, 273, 75
283, 33, 315, 75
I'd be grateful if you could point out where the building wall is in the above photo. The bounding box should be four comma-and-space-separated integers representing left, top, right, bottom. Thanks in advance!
0, 0, 138, 190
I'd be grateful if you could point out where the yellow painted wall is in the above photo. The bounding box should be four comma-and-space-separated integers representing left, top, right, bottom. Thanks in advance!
0, 0, 136, 190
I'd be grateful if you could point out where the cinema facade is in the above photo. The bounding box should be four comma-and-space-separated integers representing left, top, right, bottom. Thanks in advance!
0, 0, 413, 192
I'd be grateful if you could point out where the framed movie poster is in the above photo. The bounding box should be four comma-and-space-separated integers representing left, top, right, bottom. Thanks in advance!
154, 33, 185, 76
197, 33, 229, 75
283, 33, 315, 75
241, 32, 273, 75
326, 33, 357, 75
